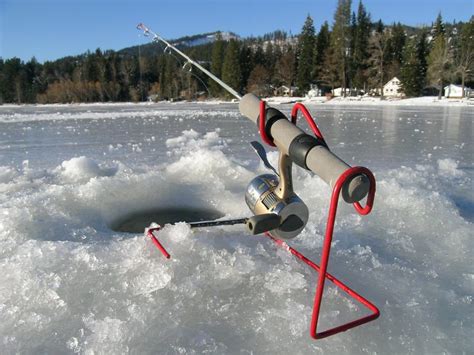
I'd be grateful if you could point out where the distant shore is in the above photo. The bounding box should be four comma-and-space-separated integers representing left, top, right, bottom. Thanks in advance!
1, 96, 473, 108
267, 96, 474, 107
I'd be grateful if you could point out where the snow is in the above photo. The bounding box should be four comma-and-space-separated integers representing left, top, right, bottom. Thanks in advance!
0, 102, 473, 353
267, 95, 474, 106
59, 156, 118, 182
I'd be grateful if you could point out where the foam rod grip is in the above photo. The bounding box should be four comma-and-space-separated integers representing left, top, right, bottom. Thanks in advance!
239, 93, 261, 124
239, 93, 369, 203
305, 145, 370, 203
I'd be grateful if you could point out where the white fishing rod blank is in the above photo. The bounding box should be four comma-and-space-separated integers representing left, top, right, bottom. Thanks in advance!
137, 23, 242, 100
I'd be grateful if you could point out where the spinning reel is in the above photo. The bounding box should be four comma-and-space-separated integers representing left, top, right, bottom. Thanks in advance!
244, 142, 309, 239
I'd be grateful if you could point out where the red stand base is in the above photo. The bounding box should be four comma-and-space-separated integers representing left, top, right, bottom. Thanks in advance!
263, 167, 379, 339
266, 232, 380, 339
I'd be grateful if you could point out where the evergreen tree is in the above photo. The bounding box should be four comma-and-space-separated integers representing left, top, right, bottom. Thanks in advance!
253, 45, 266, 67
390, 23, 406, 65
24, 57, 41, 103
375, 19, 384, 34
275, 46, 296, 93
314, 21, 330, 79
210, 33, 225, 97
330, 0, 352, 95
296, 15, 316, 92
400, 37, 423, 96
352, 0, 371, 90
386, 23, 406, 77
0, 59, 4, 104
432, 13, 446, 39
427, 15, 453, 99
271, 44, 283, 87
455, 20, 474, 97
221, 39, 242, 97
320, 46, 340, 91
368, 27, 390, 96
239, 44, 253, 93
417, 31, 429, 91
348, 11, 357, 87
1, 58, 24, 103
265, 41, 275, 69
247, 64, 272, 96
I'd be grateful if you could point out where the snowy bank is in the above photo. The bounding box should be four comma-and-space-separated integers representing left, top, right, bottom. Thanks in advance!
1, 95, 473, 111
267, 95, 474, 107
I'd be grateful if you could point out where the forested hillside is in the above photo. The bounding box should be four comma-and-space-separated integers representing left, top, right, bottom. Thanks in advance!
1, 1, 472, 104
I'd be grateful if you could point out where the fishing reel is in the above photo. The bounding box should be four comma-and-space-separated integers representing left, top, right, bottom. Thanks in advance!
244, 142, 308, 239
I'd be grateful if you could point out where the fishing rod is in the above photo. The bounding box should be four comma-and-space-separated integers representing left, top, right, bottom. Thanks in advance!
136, 23, 370, 205
138, 23, 379, 340
137, 23, 241, 100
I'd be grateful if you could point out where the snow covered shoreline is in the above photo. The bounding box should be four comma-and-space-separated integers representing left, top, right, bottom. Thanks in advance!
270, 95, 474, 106
1, 95, 473, 109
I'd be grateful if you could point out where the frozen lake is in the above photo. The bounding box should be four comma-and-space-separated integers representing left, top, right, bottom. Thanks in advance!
0, 102, 473, 353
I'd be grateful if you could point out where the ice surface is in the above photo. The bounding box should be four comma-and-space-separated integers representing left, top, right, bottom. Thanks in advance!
0, 102, 472, 354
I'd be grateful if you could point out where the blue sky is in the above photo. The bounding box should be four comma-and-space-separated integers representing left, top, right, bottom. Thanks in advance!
1, 0, 472, 62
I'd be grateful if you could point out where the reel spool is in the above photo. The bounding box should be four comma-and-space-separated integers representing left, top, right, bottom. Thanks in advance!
245, 152, 309, 239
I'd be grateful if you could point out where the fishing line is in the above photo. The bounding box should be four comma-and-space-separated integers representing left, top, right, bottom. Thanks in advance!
137, 23, 241, 100
140, 33, 211, 98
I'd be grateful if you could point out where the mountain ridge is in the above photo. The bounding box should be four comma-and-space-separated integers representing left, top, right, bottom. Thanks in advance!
119, 31, 240, 57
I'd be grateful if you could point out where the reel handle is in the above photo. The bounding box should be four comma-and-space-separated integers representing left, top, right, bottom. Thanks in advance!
246, 213, 281, 235
239, 93, 369, 203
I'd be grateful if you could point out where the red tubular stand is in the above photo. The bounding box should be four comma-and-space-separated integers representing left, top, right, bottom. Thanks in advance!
260, 101, 379, 339
263, 165, 378, 339
148, 101, 379, 340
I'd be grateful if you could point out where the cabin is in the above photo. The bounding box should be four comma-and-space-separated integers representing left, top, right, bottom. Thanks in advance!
332, 87, 362, 97
332, 87, 350, 97
383, 77, 403, 97
444, 84, 472, 98
274, 85, 297, 97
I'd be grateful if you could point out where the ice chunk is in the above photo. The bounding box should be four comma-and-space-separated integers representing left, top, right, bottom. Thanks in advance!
59, 156, 117, 182
437, 158, 464, 177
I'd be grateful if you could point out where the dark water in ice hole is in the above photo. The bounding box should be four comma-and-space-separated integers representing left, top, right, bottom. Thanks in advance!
110, 207, 225, 233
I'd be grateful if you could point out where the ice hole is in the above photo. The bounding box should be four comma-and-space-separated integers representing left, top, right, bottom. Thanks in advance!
110, 207, 225, 233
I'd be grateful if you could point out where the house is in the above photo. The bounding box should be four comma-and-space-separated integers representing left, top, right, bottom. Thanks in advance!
444, 84, 472, 98
332, 87, 350, 97
383, 77, 403, 97
274, 85, 297, 97
332, 87, 361, 97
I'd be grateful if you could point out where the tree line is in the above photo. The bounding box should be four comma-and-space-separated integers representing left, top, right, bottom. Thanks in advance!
0, 0, 472, 104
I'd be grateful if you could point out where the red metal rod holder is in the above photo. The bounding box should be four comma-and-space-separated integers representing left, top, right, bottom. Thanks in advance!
147, 101, 379, 340
259, 101, 379, 338
264, 166, 378, 339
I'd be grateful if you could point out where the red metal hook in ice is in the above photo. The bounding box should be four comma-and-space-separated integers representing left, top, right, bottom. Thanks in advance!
146, 226, 170, 259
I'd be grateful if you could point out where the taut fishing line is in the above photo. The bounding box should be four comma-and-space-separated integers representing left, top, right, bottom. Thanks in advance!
138, 27, 212, 99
